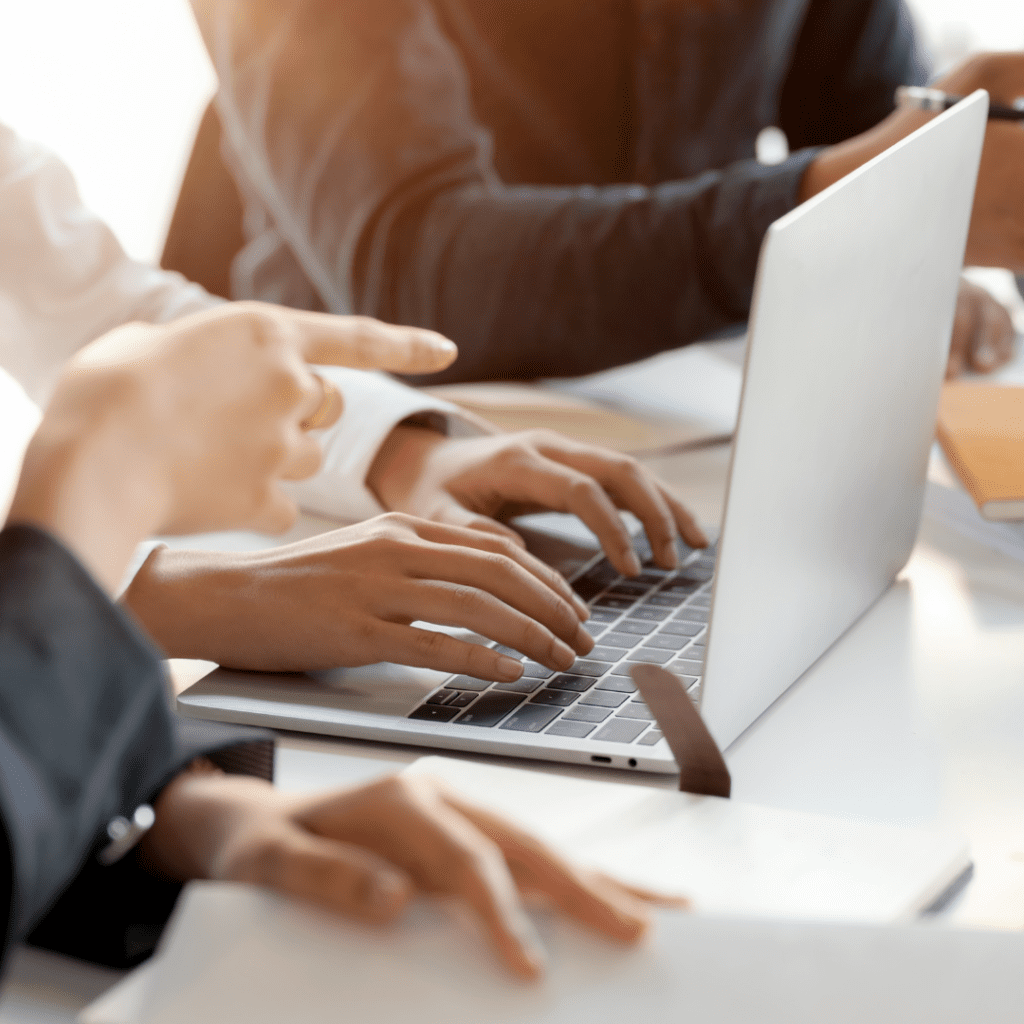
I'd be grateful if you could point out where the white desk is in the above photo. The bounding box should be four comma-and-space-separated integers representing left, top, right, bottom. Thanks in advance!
5, 429, 1024, 1022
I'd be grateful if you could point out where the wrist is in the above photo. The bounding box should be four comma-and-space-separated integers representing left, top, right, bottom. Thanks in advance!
366, 423, 448, 510
8, 424, 170, 594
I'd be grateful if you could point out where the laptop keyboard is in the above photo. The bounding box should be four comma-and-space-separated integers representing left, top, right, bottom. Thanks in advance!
407, 539, 717, 748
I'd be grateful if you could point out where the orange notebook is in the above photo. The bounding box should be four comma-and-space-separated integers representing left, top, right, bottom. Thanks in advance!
937, 383, 1024, 521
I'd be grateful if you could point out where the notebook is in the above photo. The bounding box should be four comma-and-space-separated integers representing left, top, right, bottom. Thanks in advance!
937, 383, 1024, 520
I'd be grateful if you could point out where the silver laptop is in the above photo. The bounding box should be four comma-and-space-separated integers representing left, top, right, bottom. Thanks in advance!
178, 93, 988, 770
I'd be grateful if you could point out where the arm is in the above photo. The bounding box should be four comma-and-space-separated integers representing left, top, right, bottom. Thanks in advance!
191, 0, 819, 382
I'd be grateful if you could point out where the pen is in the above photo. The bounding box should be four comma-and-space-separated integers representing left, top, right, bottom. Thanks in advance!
895, 85, 1024, 121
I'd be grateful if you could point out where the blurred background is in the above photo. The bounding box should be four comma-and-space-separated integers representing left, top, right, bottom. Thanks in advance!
1, 0, 1022, 266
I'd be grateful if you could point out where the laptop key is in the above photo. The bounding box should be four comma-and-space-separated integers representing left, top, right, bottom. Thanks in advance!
594, 596, 635, 611
582, 621, 607, 638
447, 690, 478, 708
644, 593, 685, 607
643, 634, 691, 650
629, 607, 670, 622
672, 659, 704, 675
608, 662, 635, 676
658, 620, 704, 637
618, 619, 656, 635
564, 705, 613, 723
426, 689, 457, 705
569, 659, 610, 677
580, 689, 629, 708
530, 689, 577, 707
637, 729, 664, 746
500, 704, 562, 733
447, 675, 492, 691
546, 674, 595, 692
521, 662, 555, 679
674, 608, 708, 622
626, 648, 674, 664
593, 719, 649, 743
546, 720, 596, 739
596, 676, 637, 693
588, 647, 623, 663
492, 645, 522, 657
616, 703, 655, 720
408, 703, 461, 723
456, 691, 525, 726
608, 582, 650, 597
494, 678, 544, 694
588, 608, 623, 623
599, 631, 643, 648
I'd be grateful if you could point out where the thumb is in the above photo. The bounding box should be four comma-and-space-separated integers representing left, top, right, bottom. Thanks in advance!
429, 494, 528, 548
265, 827, 413, 925
285, 310, 458, 375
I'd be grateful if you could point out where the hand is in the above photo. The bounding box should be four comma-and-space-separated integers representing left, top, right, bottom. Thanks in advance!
367, 426, 707, 577
123, 512, 593, 677
947, 277, 1015, 377
142, 768, 683, 980
7, 304, 456, 591
802, 53, 1024, 274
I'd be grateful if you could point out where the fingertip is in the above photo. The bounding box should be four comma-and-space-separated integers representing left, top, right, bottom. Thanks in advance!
369, 869, 413, 922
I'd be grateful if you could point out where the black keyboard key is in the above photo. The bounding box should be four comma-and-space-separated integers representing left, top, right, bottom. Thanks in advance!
629, 606, 670, 622
456, 691, 525, 726
594, 596, 635, 611
588, 647, 623, 663
521, 662, 554, 679
594, 719, 649, 743
643, 634, 691, 651
546, 720, 596, 738
626, 648, 673, 664
494, 678, 544, 693
447, 675, 493, 692
596, 676, 636, 693
427, 689, 457, 705
618, 619, 656, 635
547, 674, 595, 692
572, 577, 607, 601
448, 690, 478, 708
500, 704, 562, 733
588, 608, 623, 623
530, 689, 578, 707
637, 729, 664, 746
569, 659, 609, 677
599, 631, 642, 649
616, 703, 655, 720
408, 703, 460, 723
580, 689, 629, 708
564, 705, 613, 723
658, 621, 705, 637
608, 582, 650, 597
644, 593, 685, 607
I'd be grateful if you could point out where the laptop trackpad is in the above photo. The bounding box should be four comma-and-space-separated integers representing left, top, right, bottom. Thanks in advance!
189, 662, 449, 718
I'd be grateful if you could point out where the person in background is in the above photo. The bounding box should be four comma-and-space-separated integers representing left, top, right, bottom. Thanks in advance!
168, 0, 1018, 384
1, 301, 673, 980
1, 122, 706, 684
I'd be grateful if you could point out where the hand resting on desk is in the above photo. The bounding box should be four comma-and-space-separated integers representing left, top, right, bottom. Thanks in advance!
141, 766, 681, 981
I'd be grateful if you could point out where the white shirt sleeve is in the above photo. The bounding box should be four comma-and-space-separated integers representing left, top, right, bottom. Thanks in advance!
0, 122, 482, 524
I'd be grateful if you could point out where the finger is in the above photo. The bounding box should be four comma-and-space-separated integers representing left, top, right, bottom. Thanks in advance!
657, 486, 708, 550
543, 448, 683, 568
508, 457, 641, 576
281, 309, 459, 374
257, 825, 413, 925
427, 495, 528, 549
409, 518, 588, 619
970, 291, 1015, 374
594, 873, 691, 909
278, 429, 324, 481
445, 795, 653, 945
384, 579, 583, 671
371, 621, 529, 681
300, 373, 344, 431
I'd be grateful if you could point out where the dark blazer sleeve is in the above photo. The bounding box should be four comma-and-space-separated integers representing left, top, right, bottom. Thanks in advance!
0, 525, 273, 970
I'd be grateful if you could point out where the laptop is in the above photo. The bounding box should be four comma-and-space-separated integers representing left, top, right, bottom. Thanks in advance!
177, 92, 989, 769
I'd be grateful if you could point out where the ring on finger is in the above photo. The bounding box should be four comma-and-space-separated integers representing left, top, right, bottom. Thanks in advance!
301, 374, 342, 431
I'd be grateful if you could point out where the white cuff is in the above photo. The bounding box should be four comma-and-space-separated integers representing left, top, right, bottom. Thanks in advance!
282, 369, 483, 523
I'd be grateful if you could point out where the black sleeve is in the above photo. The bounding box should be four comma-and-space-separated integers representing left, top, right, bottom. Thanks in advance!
779, 0, 930, 150
193, 0, 818, 382
0, 525, 273, 970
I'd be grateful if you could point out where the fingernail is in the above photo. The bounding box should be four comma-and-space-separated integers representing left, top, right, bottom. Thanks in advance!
552, 639, 577, 667
497, 656, 524, 680
624, 550, 642, 576
514, 917, 548, 976
977, 343, 996, 369
661, 540, 678, 568
575, 624, 595, 653
571, 594, 590, 619
435, 338, 458, 358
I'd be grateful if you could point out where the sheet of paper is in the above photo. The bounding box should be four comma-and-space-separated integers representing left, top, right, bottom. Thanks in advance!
0, 367, 40, 520
87, 882, 1024, 1024
923, 479, 1024, 566
404, 757, 967, 922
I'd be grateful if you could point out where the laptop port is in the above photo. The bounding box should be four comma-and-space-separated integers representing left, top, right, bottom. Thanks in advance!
590, 755, 612, 764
